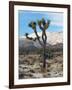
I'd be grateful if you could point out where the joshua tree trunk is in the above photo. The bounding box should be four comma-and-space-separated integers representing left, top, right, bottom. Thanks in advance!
43, 35, 47, 68
43, 44, 46, 68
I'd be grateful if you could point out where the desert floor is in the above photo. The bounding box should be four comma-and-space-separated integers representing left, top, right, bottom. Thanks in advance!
19, 54, 63, 79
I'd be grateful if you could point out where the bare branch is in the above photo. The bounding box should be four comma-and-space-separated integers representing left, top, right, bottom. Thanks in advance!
25, 33, 37, 41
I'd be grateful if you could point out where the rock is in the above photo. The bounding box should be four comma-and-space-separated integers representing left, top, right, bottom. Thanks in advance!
32, 73, 43, 78
29, 69, 35, 73
24, 68, 30, 73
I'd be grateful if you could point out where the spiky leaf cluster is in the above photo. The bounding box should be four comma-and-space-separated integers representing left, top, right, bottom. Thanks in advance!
25, 18, 50, 46
28, 22, 36, 30
38, 18, 50, 30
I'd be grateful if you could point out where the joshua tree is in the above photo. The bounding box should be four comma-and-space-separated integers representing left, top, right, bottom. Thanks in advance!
25, 18, 50, 69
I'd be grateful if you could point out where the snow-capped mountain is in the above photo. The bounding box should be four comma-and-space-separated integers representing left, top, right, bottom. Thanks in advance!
19, 31, 63, 48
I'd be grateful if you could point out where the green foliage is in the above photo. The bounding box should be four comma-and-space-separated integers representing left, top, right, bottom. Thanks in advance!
28, 21, 36, 30
25, 33, 28, 37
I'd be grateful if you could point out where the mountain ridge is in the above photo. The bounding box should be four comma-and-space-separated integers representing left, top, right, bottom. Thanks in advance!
19, 31, 63, 48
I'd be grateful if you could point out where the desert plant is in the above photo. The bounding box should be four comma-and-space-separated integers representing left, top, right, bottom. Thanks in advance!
25, 18, 50, 69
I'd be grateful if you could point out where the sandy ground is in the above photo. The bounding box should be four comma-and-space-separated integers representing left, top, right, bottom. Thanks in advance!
19, 54, 63, 79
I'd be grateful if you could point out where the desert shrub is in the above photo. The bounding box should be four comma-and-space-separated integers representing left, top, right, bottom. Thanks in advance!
48, 52, 53, 59
19, 73, 24, 79
46, 50, 53, 59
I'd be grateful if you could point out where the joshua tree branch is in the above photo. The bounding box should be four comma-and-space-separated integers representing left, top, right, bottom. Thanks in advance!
42, 33, 47, 44
39, 25, 44, 31
25, 35, 37, 41
33, 28, 43, 46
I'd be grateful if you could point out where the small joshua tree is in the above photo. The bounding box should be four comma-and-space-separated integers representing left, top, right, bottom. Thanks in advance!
25, 18, 50, 69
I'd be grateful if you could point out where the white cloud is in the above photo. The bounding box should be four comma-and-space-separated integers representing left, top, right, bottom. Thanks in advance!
44, 12, 63, 22
50, 21, 63, 27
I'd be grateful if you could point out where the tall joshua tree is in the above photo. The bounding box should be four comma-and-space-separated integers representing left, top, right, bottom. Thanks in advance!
25, 18, 50, 69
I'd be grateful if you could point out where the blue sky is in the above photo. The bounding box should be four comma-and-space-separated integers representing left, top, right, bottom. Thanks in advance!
18, 10, 63, 36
